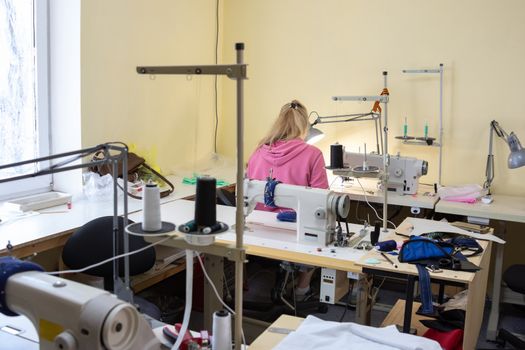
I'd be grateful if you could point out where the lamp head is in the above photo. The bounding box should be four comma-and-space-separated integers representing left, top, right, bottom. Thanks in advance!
507, 132, 525, 169
305, 126, 325, 144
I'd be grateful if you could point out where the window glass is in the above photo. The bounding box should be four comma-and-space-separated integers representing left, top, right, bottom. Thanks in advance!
0, 0, 50, 197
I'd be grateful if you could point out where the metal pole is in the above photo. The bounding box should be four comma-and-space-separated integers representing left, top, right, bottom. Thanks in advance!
122, 151, 131, 300
438, 63, 444, 186
234, 42, 245, 350
382, 71, 389, 232
112, 159, 120, 294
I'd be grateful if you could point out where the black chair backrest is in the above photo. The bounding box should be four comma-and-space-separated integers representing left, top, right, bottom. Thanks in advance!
62, 216, 155, 290
503, 264, 525, 295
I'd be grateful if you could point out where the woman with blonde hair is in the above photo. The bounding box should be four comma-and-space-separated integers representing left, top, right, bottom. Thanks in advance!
246, 99, 329, 298
247, 100, 328, 194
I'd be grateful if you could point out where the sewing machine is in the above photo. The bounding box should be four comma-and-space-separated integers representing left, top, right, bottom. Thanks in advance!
341, 152, 428, 195
1, 269, 163, 350
243, 179, 351, 246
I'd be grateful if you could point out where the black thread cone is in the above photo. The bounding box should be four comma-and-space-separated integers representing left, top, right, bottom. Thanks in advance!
195, 176, 217, 227
330, 144, 343, 169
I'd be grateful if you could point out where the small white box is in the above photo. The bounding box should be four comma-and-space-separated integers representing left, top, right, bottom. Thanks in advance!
320, 268, 349, 304
4, 191, 72, 212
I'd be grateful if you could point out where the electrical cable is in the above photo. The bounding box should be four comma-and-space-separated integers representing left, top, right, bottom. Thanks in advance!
339, 280, 354, 322
196, 254, 246, 346
172, 250, 193, 350
291, 269, 297, 317
356, 178, 397, 229
370, 277, 387, 303
47, 236, 172, 275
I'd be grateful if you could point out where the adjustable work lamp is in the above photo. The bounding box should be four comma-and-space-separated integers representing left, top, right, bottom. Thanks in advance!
305, 112, 383, 154
484, 120, 525, 195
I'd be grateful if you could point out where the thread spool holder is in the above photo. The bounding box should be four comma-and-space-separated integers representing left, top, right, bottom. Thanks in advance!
331, 71, 390, 232
125, 222, 176, 236
136, 43, 247, 347
399, 63, 444, 186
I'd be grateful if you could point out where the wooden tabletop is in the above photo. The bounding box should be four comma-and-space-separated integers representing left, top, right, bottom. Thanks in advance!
435, 194, 525, 223
356, 218, 492, 284
249, 315, 303, 350
138, 199, 392, 273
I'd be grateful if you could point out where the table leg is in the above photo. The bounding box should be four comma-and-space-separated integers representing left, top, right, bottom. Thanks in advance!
438, 281, 445, 304
403, 275, 416, 333
355, 274, 372, 325
203, 254, 224, 331
486, 227, 505, 340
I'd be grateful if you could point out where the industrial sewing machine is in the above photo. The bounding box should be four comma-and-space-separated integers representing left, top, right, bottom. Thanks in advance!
340, 151, 428, 195
243, 179, 350, 246
0, 266, 163, 350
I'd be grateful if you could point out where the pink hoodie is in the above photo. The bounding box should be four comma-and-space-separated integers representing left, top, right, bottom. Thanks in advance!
246, 139, 329, 211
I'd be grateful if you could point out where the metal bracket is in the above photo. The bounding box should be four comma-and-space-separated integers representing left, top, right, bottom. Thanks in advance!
332, 95, 389, 103
146, 235, 246, 263
136, 64, 247, 80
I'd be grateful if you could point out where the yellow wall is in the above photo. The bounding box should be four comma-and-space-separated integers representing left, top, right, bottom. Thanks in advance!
220, 0, 525, 196
81, 0, 221, 174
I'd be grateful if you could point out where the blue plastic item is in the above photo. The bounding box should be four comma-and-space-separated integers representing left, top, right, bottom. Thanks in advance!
276, 210, 296, 222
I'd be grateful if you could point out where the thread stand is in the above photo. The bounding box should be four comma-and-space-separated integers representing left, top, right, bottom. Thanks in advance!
126, 222, 177, 236
181, 223, 230, 246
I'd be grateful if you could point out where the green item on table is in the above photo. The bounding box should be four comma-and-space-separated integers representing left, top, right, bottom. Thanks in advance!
182, 173, 229, 187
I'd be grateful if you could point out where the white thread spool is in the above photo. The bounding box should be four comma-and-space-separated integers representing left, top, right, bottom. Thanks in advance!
212, 310, 232, 350
142, 181, 161, 231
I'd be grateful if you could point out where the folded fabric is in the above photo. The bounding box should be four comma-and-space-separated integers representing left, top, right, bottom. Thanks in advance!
274, 315, 442, 350
420, 309, 466, 332
437, 184, 484, 203
441, 196, 478, 203
441, 290, 468, 312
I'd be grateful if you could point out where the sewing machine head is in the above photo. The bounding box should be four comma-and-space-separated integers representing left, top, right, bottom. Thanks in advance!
343, 151, 428, 195
244, 179, 350, 246
0, 258, 163, 350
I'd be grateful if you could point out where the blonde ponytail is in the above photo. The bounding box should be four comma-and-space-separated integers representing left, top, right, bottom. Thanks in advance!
258, 100, 309, 147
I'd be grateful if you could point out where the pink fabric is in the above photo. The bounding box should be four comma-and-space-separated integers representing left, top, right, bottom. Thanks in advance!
443, 196, 478, 203
246, 138, 329, 211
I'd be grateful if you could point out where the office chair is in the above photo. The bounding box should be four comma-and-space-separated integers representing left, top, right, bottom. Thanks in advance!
496, 264, 525, 348
62, 216, 161, 319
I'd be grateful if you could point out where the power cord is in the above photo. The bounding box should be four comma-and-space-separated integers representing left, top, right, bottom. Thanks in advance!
196, 254, 246, 346
339, 280, 355, 322
356, 178, 397, 229
48, 235, 172, 275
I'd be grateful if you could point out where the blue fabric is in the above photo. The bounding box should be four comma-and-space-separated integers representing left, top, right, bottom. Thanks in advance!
0, 257, 44, 316
447, 237, 483, 257
264, 179, 281, 208
416, 264, 434, 315
399, 236, 454, 263
277, 210, 297, 222
375, 240, 397, 252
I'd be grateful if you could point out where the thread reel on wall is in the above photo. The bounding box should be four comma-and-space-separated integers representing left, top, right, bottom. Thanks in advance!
180, 176, 229, 246
126, 180, 176, 236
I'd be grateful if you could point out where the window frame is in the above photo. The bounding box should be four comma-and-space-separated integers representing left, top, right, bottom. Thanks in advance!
0, 0, 51, 200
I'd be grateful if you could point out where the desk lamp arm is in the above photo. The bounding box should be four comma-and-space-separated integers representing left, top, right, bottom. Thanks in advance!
484, 120, 519, 194
307, 112, 382, 153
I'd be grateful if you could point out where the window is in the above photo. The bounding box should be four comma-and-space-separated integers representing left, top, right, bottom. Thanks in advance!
0, 0, 50, 199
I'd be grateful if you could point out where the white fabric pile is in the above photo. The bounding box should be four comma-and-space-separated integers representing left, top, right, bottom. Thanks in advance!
274, 315, 442, 350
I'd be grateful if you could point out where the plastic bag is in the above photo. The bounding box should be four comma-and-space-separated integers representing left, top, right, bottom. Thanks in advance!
83, 172, 114, 200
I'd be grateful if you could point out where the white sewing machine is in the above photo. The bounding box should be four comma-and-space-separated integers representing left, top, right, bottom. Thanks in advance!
243, 179, 350, 246
342, 152, 428, 195
2, 270, 163, 350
